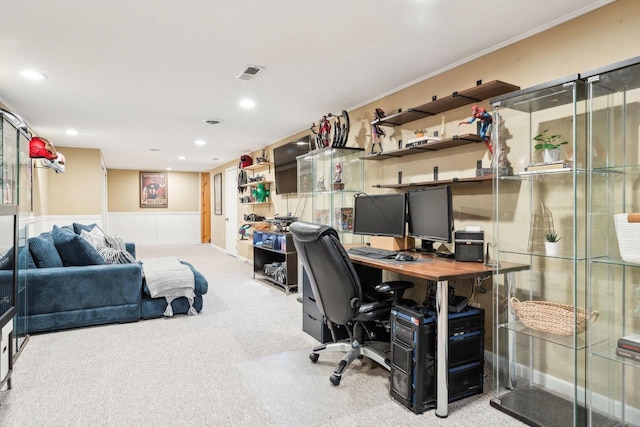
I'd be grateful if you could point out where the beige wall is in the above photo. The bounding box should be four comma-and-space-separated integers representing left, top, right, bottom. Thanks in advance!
107, 169, 199, 212
38, 146, 104, 215
211, 0, 640, 257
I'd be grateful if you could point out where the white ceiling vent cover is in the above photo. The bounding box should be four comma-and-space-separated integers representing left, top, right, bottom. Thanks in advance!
236, 65, 265, 81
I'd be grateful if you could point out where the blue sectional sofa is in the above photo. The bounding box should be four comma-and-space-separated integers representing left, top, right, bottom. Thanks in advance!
0, 224, 208, 334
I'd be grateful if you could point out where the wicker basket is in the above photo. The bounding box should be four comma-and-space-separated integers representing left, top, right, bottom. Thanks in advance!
614, 213, 640, 264
510, 297, 598, 336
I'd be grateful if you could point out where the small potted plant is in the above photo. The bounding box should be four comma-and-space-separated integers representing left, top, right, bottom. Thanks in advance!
533, 129, 568, 163
545, 231, 561, 256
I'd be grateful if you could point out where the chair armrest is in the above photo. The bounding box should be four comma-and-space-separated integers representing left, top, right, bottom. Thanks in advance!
374, 280, 414, 293
375, 280, 414, 304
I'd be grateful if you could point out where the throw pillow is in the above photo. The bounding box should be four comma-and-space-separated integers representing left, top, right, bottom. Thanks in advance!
80, 227, 107, 248
73, 222, 98, 235
17, 244, 36, 269
97, 234, 136, 264
0, 247, 15, 270
29, 233, 64, 268
52, 225, 106, 266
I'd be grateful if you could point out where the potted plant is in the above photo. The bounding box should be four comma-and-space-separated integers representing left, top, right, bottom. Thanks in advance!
533, 129, 568, 163
545, 231, 561, 256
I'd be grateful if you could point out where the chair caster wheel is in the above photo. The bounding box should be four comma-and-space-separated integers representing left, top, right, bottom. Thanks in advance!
330, 374, 341, 386
309, 353, 319, 363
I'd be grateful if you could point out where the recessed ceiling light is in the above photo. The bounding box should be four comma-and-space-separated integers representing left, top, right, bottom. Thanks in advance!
166, 167, 172, 171
239, 98, 256, 109
65, 129, 78, 136
195, 139, 206, 146
20, 69, 47, 81
178, 156, 186, 160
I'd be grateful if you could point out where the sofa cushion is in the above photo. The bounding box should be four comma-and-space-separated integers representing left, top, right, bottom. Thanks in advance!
80, 227, 107, 248
52, 225, 105, 266
0, 247, 14, 270
18, 244, 36, 269
29, 232, 64, 268
73, 222, 98, 235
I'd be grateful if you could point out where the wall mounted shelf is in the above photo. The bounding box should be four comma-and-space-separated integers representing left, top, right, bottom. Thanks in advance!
372, 175, 492, 189
362, 134, 483, 161
242, 161, 273, 173
370, 80, 520, 127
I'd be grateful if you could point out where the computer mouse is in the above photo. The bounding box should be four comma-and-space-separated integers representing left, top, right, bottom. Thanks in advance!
394, 253, 415, 262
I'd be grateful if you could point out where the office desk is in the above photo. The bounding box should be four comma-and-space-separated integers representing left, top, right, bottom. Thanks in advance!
346, 248, 528, 418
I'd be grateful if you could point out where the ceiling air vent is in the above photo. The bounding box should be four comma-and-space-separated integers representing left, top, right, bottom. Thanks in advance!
236, 65, 265, 81
204, 119, 223, 126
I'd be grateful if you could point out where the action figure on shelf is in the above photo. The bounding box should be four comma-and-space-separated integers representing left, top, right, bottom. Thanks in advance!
334, 162, 342, 183
310, 116, 332, 148
458, 105, 493, 154
370, 108, 386, 154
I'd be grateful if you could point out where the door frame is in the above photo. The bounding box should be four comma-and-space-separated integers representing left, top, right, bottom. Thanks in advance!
225, 166, 238, 256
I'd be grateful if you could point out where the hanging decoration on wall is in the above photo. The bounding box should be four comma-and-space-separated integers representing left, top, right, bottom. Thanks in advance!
30, 136, 67, 174
310, 110, 350, 150
140, 172, 168, 208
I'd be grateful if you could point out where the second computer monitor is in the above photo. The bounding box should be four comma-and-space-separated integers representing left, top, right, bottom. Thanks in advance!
407, 185, 453, 251
352, 193, 406, 237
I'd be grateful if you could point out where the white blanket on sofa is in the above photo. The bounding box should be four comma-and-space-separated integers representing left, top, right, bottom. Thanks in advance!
142, 257, 197, 317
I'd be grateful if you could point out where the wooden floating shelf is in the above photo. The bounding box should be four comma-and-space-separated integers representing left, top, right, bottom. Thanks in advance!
362, 134, 483, 161
371, 80, 520, 127
240, 180, 273, 188
242, 162, 273, 172
372, 175, 492, 189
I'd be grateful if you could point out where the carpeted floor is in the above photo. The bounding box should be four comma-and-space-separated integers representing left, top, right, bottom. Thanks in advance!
0, 244, 524, 426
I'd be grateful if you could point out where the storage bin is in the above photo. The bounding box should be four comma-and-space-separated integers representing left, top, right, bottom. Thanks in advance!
614, 213, 640, 264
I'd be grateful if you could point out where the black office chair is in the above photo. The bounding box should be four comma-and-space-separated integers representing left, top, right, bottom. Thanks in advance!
290, 221, 413, 386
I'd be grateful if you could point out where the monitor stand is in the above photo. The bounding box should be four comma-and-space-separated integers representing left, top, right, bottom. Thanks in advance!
417, 240, 436, 253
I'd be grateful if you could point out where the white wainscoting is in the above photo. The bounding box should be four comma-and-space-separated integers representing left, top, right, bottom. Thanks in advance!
26, 215, 104, 237
107, 211, 201, 245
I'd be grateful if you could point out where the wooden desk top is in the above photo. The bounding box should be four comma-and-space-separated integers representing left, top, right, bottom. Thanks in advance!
346, 247, 528, 281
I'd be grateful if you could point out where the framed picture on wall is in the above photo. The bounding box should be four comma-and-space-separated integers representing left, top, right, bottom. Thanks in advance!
140, 172, 168, 208
214, 172, 222, 215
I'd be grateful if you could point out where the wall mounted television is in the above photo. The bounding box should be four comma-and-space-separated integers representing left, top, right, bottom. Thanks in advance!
273, 136, 311, 195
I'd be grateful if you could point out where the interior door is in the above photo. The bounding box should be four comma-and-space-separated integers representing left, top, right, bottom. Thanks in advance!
225, 166, 238, 256
200, 172, 211, 243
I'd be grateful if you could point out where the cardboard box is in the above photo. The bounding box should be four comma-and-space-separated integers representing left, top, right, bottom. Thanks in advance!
370, 236, 415, 251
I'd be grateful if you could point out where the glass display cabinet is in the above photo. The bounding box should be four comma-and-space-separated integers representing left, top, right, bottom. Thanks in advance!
490, 76, 593, 426
584, 56, 640, 426
1, 111, 32, 360
296, 146, 364, 245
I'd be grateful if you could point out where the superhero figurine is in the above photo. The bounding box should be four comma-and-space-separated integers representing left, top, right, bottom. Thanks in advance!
29, 136, 58, 159
370, 108, 386, 154
458, 106, 493, 153
334, 162, 342, 183
252, 182, 270, 203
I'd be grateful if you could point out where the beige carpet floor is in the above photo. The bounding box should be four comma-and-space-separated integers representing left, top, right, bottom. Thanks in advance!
0, 244, 524, 426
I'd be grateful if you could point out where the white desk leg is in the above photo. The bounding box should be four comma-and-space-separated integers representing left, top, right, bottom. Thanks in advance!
435, 279, 449, 418
505, 271, 517, 389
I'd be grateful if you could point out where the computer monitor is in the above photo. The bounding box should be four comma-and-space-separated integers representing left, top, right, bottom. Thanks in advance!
352, 193, 406, 238
407, 186, 453, 251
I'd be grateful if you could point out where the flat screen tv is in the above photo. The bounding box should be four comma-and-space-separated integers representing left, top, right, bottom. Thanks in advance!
352, 193, 407, 237
273, 136, 311, 195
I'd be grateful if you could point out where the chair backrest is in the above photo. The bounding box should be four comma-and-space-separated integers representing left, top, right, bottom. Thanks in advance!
290, 221, 362, 326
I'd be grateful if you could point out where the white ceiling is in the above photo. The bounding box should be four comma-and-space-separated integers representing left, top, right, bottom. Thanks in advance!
0, 0, 613, 173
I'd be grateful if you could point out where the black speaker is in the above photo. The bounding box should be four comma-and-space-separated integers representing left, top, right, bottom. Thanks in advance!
454, 231, 484, 262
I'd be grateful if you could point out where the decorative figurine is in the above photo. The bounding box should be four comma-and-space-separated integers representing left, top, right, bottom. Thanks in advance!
251, 182, 270, 203
334, 162, 342, 183
316, 175, 326, 191
370, 108, 386, 154
333, 162, 344, 190
458, 105, 493, 153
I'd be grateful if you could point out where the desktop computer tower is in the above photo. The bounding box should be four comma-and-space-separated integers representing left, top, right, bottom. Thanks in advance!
389, 304, 485, 414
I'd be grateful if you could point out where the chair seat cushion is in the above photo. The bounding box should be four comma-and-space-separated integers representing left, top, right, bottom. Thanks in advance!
353, 300, 392, 323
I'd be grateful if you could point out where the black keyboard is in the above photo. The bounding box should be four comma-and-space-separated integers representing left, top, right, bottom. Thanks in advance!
348, 246, 398, 259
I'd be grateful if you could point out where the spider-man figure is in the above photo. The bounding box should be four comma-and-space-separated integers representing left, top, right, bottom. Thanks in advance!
458, 105, 493, 153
